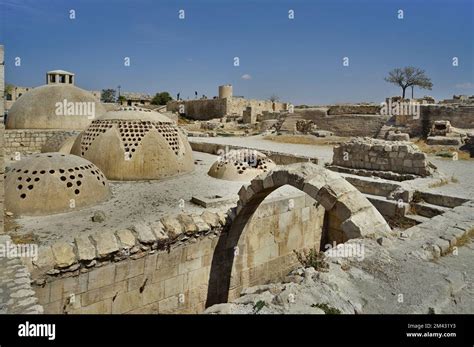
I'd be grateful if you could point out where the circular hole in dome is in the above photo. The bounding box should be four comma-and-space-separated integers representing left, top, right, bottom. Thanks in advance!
78, 174, 83, 178
74, 189, 80, 195
24, 170, 29, 173
70, 175, 75, 180
59, 169, 65, 173
40, 170, 46, 174
75, 167, 79, 170
77, 181, 82, 186
17, 177, 22, 181
17, 185, 23, 190
49, 170, 55, 174
27, 185, 33, 190
102, 181, 105, 186
32, 171, 37, 174
16, 169, 21, 173
34, 177, 40, 182
60, 176, 66, 181
68, 169, 74, 172
47, 155, 52, 158
20, 194, 26, 199
26, 177, 31, 182
67, 182, 73, 188
131, 148, 135, 152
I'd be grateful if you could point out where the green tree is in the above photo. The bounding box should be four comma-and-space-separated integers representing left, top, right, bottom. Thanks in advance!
151, 92, 173, 105
117, 95, 126, 104
384, 67, 433, 99
101, 89, 116, 103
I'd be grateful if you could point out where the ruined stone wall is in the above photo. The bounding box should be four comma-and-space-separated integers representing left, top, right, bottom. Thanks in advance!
333, 138, 433, 177
167, 98, 286, 120
398, 105, 474, 137
227, 98, 286, 116
29, 193, 325, 314
1, 45, 4, 233
4, 129, 72, 155
167, 99, 228, 120
327, 104, 381, 115
291, 109, 389, 137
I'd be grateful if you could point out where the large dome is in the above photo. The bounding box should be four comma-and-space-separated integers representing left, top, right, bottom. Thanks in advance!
5, 153, 110, 216
70, 107, 195, 180
6, 84, 106, 130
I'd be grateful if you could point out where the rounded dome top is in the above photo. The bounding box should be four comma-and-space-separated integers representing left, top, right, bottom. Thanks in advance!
5, 153, 110, 216
208, 149, 276, 181
6, 84, 106, 130
97, 107, 173, 123
70, 107, 194, 180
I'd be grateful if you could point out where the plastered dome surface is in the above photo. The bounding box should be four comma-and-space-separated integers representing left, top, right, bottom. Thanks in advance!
6, 84, 106, 130
71, 107, 194, 180
208, 149, 276, 181
5, 153, 110, 216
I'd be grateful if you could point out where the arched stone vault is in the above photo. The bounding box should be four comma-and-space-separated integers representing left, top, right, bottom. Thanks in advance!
206, 162, 391, 306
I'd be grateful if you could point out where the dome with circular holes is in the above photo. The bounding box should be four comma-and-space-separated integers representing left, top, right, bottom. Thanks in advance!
5, 153, 110, 216
6, 84, 106, 130
70, 107, 194, 180
208, 149, 276, 181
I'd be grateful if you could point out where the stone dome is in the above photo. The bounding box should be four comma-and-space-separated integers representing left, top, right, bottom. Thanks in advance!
208, 149, 276, 181
41, 131, 80, 154
6, 84, 106, 130
70, 107, 194, 180
5, 153, 110, 216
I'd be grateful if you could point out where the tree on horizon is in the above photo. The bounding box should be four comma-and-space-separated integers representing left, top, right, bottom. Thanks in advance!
384, 67, 433, 99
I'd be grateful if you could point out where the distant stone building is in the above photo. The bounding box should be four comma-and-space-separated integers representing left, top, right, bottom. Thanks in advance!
167, 84, 288, 120
120, 92, 152, 106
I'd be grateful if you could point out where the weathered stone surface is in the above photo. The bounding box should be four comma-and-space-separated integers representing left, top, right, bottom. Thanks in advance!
177, 214, 198, 234
160, 216, 184, 239
191, 214, 210, 232
51, 242, 76, 268
150, 221, 169, 243
200, 211, 220, 228
116, 229, 136, 249
132, 222, 156, 244
92, 231, 119, 257
75, 235, 96, 261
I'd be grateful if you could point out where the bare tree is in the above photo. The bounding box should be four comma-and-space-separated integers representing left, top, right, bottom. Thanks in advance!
269, 94, 279, 102
385, 67, 433, 99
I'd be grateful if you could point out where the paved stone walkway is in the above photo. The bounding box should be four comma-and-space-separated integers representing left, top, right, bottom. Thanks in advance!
0, 234, 43, 313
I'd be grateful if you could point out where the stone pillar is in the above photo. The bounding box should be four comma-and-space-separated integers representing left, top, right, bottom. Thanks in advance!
243, 106, 256, 124
56, 74, 60, 84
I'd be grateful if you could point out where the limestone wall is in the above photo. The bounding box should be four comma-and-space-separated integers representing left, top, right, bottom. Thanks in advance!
333, 138, 433, 177
327, 104, 381, 115
4, 129, 72, 155
290, 109, 389, 137
167, 98, 286, 120
189, 140, 318, 165
167, 99, 228, 120
397, 105, 474, 137
227, 98, 286, 116
28, 193, 325, 314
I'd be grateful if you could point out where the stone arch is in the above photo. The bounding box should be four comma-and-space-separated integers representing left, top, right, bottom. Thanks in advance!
205, 163, 390, 306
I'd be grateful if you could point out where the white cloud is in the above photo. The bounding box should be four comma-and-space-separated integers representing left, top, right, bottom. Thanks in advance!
455, 82, 474, 89
241, 74, 252, 80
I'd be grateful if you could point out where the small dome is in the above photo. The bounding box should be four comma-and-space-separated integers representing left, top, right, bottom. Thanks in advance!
208, 149, 276, 181
41, 131, 80, 154
5, 153, 110, 216
6, 84, 106, 130
70, 107, 194, 180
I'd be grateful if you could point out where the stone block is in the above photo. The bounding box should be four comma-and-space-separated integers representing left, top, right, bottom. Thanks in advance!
51, 242, 76, 268
75, 235, 96, 261
116, 229, 136, 249
92, 231, 119, 257
132, 222, 157, 244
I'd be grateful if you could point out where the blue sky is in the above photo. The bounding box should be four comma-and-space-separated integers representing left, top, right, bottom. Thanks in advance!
1, 0, 473, 104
